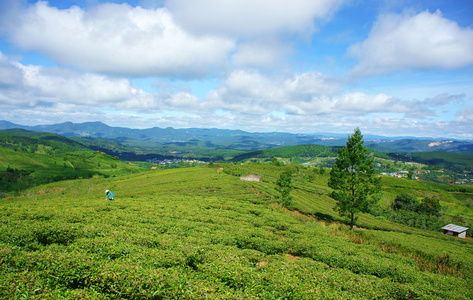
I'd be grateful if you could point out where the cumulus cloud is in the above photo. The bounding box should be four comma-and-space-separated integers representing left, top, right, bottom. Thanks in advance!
0, 51, 160, 110
423, 93, 465, 106
348, 10, 473, 75
0, 104, 103, 126
9, 1, 235, 77
0, 50, 215, 117
166, 0, 344, 37
205, 69, 416, 116
368, 116, 472, 139
163, 92, 201, 109
332, 93, 406, 114
231, 39, 293, 68
21, 67, 144, 105
0, 52, 24, 88
165, 0, 346, 69
4, 1, 347, 73
455, 107, 473, 123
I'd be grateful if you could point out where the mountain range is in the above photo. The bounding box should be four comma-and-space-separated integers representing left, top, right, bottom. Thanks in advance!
1, 120, 473, 153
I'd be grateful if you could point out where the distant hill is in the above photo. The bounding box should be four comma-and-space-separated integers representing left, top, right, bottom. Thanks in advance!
366, 139, 473, 153
0, 121, 317, 150
1, 120, 473, 153
388, 151, 473, 172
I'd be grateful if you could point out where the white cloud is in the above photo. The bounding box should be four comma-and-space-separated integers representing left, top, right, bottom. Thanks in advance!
231, 40, 292, 68
163, 92, 201, 109
20, 67, 141, 105
205, 69, 412, 116
333, 93, 404, 113
223, 69, 284, 102
0, 52, 24, 88
0, 50, 216, 116
284, 72, 342, 97
455, 107, 473, 123
166, 0, 344, 37
0, 51, 160, 110
5, 0, 347, 73
9, 1, 235, 77
367, 116, 473, 139
348, 10, 473, 75
423, 93, 465, 106
166, 0, 345, 69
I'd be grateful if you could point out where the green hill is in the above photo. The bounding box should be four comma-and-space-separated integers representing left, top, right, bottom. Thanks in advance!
366, 139, 473, 153
231, 144, 339, 162
0, 131, 146, 194
0, 166, 472, 299
0, 128, 134, 155
388, 151, 473, 173
0, 129, 89, 154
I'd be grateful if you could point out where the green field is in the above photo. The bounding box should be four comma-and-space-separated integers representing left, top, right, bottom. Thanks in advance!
1, 166, 472, 299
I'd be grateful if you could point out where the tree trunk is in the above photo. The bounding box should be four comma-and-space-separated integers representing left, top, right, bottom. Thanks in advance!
350, 212, 354, 230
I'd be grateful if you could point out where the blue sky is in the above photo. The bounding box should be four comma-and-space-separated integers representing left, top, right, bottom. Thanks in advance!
0, 0, 472, 139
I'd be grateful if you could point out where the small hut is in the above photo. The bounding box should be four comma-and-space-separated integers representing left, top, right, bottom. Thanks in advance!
442, 224, 469, 238
240, 175, 262, 182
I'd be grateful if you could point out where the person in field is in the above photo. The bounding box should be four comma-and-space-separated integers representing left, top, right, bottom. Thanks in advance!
105, 189, 114, 201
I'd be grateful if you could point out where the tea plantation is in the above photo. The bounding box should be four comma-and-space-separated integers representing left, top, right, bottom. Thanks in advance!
1, 166, 472, 299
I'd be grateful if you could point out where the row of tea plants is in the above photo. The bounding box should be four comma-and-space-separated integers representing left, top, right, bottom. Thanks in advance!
0, 166, 472, 298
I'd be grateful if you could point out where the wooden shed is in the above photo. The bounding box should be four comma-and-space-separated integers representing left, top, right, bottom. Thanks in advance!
240, 175, 262, 182
442, 224, 469, 238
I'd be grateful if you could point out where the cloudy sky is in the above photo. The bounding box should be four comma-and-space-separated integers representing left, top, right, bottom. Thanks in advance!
0, 0, 472, 139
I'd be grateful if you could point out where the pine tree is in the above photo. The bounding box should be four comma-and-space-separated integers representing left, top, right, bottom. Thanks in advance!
328, 128, 380, 229
276, 171, 293, 207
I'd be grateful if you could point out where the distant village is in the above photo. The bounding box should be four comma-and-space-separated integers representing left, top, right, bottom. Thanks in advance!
380, 168, 473, 185
147, 158, 207, 167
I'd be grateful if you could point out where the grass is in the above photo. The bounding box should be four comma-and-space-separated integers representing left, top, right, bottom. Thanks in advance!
1, 166, 472, 299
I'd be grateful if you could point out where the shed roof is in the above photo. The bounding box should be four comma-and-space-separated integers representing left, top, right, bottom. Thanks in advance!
442, 224, 469, 233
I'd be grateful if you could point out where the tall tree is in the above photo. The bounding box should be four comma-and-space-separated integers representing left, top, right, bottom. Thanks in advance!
328, 128, 380, 229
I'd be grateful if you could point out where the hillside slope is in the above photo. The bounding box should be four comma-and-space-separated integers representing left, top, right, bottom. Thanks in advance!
0, 167, 471, 299
366, 139, 473, 153
0, 131, 146, 194
231, 143, 339, 162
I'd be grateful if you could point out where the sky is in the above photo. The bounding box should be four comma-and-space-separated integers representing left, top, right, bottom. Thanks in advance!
0, 0, 472, 139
